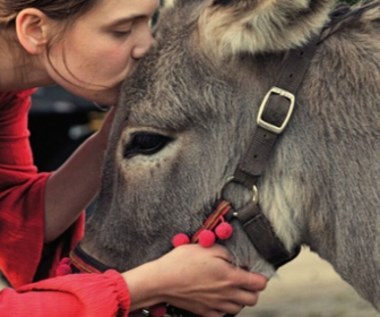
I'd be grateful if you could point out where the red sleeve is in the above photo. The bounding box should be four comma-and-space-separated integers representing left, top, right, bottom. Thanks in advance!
0, 270, 131, 317
0, 90, 84, 288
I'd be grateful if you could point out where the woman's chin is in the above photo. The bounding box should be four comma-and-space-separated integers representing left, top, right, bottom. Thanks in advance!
90, 90, 120, 108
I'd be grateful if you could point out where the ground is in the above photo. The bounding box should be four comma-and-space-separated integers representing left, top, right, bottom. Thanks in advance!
239, 247, 379, 317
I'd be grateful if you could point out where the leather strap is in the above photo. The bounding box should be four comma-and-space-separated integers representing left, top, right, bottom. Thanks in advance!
231, 37, 320, 268
231, 2, 379, 269
321, 2, 379, 43
231, 1, 378, 268
70, 245, 112, 273
235, 36, 320, 186
236, 202, 300, 269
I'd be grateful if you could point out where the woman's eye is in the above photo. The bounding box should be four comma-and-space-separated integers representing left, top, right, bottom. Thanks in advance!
112, 30, 132, 38
124, 133, 173, 158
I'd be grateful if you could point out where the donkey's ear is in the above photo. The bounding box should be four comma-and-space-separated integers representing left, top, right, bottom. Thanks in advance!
199, 0, 334, 56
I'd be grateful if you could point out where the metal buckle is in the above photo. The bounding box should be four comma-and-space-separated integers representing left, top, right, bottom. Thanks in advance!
257, 86, 295, 134
252, 185, 259, 204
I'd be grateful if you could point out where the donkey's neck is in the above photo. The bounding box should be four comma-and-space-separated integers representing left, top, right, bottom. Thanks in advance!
260, 178, 306, 251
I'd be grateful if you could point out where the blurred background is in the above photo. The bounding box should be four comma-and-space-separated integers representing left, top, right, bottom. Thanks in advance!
239, 247, 379, 317
30, 86, 104, 172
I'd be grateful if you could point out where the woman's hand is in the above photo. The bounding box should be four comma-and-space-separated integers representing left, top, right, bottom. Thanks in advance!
123, 244, 267, 317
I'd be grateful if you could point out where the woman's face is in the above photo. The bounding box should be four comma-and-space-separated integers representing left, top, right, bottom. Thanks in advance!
46, 0, 158, 105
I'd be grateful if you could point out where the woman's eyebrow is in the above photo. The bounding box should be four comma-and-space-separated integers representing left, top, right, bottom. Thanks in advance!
108, 14, 147, 27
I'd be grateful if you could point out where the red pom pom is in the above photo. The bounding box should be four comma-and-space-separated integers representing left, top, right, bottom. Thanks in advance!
55, 257, 72, 276
198, 229, 216, 248
172, 233, 190, 248
150, 305, 167, 317
215, 222, 234, 240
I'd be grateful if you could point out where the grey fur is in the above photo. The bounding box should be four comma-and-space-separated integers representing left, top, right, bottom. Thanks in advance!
82, 0, 380, 310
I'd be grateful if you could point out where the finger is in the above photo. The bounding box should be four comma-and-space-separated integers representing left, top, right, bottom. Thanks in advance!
236, 271, 268, 291
167, 299, 224, 317
203, 310, 225, 317
208, 244, 233, 261
217, 302, 246, 315
235, 291, 260, 306
184, 304, 223, 317
228, 290, 260, 306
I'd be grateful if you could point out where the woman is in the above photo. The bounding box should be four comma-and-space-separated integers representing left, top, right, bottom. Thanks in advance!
0, 0, 267, 316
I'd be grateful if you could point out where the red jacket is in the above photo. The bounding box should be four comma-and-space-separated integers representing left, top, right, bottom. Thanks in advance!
0, 90, 130, 316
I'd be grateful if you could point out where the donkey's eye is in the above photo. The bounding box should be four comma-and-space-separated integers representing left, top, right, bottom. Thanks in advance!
124, 133, 172, 158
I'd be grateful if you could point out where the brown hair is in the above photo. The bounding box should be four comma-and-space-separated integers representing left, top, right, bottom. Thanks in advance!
0, 0, 107, 90
0, 0, 97, 28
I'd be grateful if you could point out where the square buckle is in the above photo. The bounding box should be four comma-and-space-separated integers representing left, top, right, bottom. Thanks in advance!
257, 87, 295, 134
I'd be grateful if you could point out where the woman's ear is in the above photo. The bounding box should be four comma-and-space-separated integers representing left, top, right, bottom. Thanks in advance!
15, 8, 50, 54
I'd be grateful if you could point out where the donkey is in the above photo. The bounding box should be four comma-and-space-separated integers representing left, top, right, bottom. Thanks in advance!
80, 0, 380, 311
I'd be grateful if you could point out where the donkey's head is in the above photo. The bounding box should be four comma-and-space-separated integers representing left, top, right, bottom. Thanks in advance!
82, 0, 336, 275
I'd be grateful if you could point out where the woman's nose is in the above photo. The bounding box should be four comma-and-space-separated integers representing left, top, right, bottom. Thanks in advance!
131, 28, 155, 60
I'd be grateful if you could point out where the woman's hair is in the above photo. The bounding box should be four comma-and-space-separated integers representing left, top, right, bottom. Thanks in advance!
0, 0, 97, 27
0, 0, 106, 90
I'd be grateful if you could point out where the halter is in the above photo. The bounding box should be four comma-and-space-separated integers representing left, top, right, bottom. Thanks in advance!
224, 1, 379, 268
